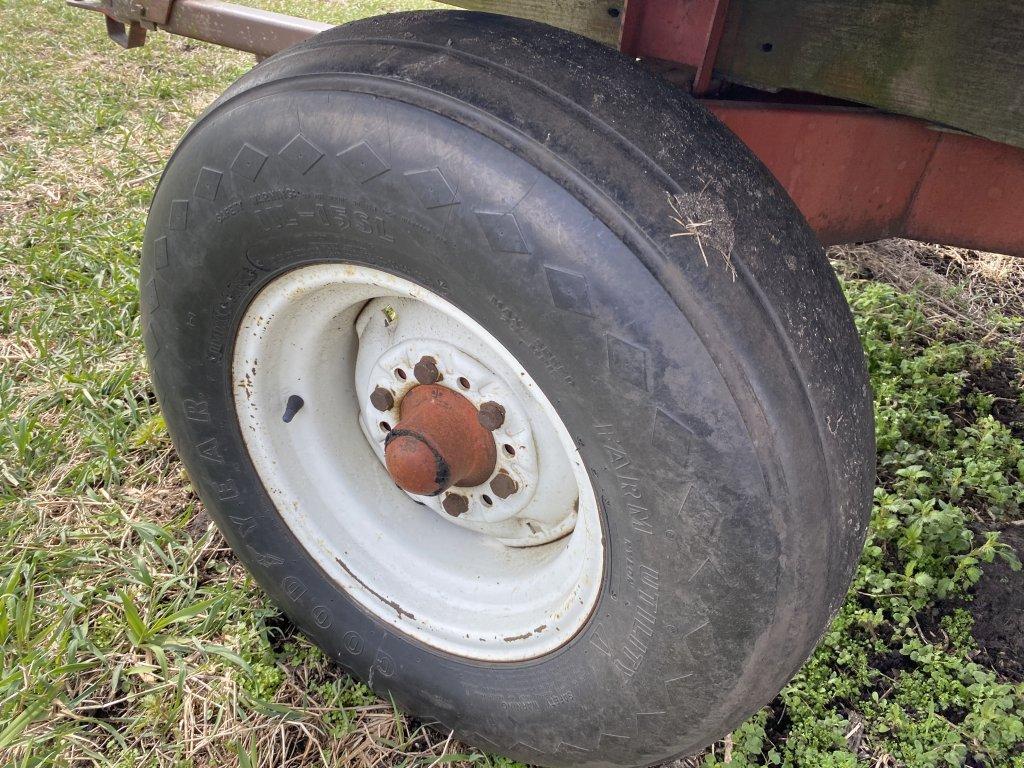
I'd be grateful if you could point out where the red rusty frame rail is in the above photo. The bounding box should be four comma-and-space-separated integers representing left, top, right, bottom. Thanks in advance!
620, 0, 731, 96
619, 0, 1024, 256
69, 0, 1024, 257
709, 103, 1024, 256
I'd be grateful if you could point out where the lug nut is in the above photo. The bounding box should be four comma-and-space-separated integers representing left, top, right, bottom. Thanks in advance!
489, 472, 518, 499
370, 386, 395, 412
413, 355, 440, 385
442, 492, 469, 517
477, 401, 505, 431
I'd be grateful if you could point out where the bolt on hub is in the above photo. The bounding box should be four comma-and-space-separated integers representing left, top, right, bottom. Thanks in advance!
477, 401, 506, 430
370, 386, 395, 412
413, 355, 441, 385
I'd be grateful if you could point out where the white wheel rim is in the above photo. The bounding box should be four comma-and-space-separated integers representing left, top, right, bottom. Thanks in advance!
232, 264, 604, 660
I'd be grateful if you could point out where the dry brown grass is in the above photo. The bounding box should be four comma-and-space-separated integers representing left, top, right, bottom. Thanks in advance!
830, 239, 1024, 348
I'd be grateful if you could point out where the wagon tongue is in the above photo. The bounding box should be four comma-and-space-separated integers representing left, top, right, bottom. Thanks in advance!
384, 384, 497, 497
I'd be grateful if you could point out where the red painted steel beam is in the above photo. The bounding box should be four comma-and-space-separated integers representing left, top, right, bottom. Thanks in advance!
621, 0, 724, 69
619, 0, 730, 95
705, 102, 1024, 257
692, 0, 730, 96
620, 0, 734, 95
902, 136, 1024, 256
620, 0, 1024, 255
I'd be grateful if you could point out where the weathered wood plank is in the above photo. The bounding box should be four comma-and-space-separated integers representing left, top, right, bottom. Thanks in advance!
435, 0, 624, 46
435, 0, 1023, 149
715, 0, 1024, 149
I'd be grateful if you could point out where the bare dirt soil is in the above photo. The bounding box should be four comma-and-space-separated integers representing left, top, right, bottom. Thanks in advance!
971, 524, 1024, 683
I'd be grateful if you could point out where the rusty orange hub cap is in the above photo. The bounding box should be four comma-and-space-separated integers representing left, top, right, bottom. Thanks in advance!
384, 384, 497, 496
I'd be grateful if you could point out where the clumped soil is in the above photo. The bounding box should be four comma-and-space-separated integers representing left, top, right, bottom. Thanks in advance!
963, 358, 1024, 440
969, 524, 1024, 683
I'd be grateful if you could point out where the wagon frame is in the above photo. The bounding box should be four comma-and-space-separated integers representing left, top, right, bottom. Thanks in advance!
70, 0, 1024, 257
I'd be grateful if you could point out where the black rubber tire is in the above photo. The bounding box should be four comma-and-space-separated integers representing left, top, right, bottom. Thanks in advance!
140, 11, 874, 767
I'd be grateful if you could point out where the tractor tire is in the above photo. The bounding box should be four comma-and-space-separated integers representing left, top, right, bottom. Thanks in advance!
140, 11, 874, 767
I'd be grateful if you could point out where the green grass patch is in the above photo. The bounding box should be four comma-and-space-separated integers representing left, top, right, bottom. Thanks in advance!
708, 273, 1024, 768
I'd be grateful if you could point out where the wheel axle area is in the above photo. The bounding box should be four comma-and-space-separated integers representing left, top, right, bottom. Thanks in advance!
384, 384, 497, 496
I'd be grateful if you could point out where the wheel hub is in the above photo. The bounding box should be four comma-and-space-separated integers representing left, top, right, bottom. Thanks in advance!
384, 384, 497, 496
355, 297, 581, 546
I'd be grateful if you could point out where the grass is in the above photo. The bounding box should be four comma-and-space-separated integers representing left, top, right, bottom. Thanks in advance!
1, 1, 1022, 766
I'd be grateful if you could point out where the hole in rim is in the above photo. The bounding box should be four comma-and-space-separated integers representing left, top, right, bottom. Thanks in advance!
503, 444, 516, 457
607, 6, 620, 17
380, 421, 392, 432
481, 494, 493, 506
457, 376, 471, 389
761, 42, 773, 52
395, 368, 407, 380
